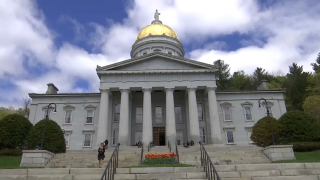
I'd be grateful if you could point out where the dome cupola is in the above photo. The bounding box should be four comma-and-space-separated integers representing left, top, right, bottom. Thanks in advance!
131, 10, 185, 58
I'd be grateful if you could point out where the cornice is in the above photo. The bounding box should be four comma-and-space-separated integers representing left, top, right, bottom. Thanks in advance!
97, 69, 217, 75
96, 52, 217, 71
29, 93, 101, 98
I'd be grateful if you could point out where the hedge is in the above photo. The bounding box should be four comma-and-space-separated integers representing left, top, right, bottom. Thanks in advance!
26, 119, 66, 153
280, 142, 320, 152
0, 114, 33, 149
251, 116, 283, 147
0, 149, 23, 156
278, 110, 320, 142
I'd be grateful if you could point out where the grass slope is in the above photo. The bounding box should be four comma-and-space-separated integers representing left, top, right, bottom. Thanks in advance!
275, 150, 320, 163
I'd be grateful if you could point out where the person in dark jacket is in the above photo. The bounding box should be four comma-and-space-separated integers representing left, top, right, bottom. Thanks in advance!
104, 139, 108, 149
98, 143, 105, 168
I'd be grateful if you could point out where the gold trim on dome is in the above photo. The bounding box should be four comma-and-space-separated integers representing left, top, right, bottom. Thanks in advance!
136, 23, 179, 41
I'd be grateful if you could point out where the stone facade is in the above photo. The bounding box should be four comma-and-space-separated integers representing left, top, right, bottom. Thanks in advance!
20, 150, 55, 167
28, 18, 287, 150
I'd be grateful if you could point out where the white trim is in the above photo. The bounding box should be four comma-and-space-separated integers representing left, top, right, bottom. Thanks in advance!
174, 106, 183, 123
246, 129, 254, 144
114, 103, 120, 122
135, 106, 143, 124
63, 104, 75, 110
224, 129, 235, 145
222, 106, 232, 122
43, 109, 52, 119
84, 104, 97, 110
197, 102, 204, 121
83, 133, 93, 148
155, 105, 163, 123
64, 133, 71, 148
243, 106, 253, 122
85, 109, 94, 125
64, 109, 73, 125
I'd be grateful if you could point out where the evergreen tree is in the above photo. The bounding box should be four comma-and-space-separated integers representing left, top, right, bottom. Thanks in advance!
229, 70, 251, 90
285, 63, 310, 110
311, 53, 320, 73
213, 59, 231, 90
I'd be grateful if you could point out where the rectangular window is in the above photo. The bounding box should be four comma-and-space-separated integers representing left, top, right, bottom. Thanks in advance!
64, 134, 70, 147
83, 134, 92, 147
266, 106, 273, 117
197, 103, 203, 120
113, 130, 119, 145
136, 107, 143, 123
247, 130, 254, 144
135, 131, 142, 144
226, 131, 234, 144
200, 128, 206, 143
244, 107, 252, 121
65, 110, 72, 124
86, 110, 94, 124
114, 104, 120, 122
223, 107, 231, 121
175, 106, 182, 123
155, 106, 162, 123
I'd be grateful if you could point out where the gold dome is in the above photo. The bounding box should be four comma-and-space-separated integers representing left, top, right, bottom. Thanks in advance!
136, 23, 179, 41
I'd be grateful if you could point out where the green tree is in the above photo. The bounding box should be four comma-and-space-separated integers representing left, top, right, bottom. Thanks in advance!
251, 116, 283, 147
285, 63, 310, 110
229, 70, 251, 90
278, 110, 320, 142
267, 76, 287, 90
213, 59, 231, 90
302, 95, 320, 121
311, 52, 320, 73
306, 73, 320, 95
26, 119, 66, 153
0, 106, 16, 120
0, 114, 33, 149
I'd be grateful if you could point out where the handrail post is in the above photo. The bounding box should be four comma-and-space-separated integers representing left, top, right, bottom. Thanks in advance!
199, 142, 221, 180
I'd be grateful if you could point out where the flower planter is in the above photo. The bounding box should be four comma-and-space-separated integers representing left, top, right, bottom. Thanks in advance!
143, 152, 178, 165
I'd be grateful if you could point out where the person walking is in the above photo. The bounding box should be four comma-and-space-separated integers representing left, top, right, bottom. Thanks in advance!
98, 143, 105, 168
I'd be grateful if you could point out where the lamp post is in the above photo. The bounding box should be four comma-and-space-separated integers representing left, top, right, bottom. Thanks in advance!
40, 103, 57, 150
258, 98, 276, 145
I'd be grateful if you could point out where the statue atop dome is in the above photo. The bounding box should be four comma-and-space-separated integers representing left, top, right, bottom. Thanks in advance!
154, 9, 160, 21
151, 9, 162, 24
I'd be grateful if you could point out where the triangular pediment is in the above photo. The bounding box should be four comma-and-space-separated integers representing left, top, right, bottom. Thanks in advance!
97, 52, 217, 71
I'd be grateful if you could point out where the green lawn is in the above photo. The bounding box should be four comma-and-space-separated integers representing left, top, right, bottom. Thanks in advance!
275, 150, 320, 163
126, 163, 195, 168
0, 156, 43, 169
0, 156, 21, 169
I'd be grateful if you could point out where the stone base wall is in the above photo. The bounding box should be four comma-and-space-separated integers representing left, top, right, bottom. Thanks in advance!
262, 145, 296, 162
20, 150, 55, 167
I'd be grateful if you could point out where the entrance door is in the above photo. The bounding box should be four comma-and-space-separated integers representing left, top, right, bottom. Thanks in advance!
159, 132, 165, 146
153, 127, 165, 146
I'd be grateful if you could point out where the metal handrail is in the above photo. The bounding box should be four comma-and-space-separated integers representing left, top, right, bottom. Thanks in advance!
199, 142, 221, 180
100, 143, 120, 180
175, 141, 179, 163
168, 140, 171, 152
148, 141, 150, 152
140, 142, 144, 164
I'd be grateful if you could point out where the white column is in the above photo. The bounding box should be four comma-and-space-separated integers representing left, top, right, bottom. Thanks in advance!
207, 87, 223, 144
142, 88, 153, 145
187, 88, 200, 144
165, 88, 176, 145
97, 89, 110, 146
118, 89, 130, 146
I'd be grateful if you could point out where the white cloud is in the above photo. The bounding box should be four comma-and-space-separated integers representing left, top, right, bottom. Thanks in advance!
1, 0, 320, 107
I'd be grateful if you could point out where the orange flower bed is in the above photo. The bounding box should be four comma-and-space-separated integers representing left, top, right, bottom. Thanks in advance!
145, 152, 177, 159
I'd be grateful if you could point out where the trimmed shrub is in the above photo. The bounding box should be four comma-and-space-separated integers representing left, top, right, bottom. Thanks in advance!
251, 116, 284, 147
0, 149, 23, 156
280, 142, 320, 152
278, 110, 320, 142
26, 119, 66, 153
0, 114, 33, 149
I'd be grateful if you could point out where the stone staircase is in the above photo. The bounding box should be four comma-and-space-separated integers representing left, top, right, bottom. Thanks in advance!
47, 147, 142, 168
216, 163, 320, 180
2, 164, 320, 180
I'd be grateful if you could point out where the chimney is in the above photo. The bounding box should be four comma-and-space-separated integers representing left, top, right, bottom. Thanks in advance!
46, 83, 59, 94
257, 80, 269, 90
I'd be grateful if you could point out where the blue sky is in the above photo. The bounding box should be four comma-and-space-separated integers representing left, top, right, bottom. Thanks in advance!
0, 0, 320, 107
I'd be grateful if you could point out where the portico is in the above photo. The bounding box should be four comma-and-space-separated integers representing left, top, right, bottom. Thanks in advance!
96, 84, 223, 146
